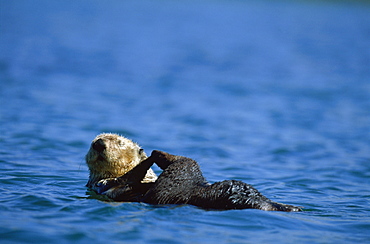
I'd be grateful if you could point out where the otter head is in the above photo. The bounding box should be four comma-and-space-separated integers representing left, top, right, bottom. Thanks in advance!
86, 133, 157, 188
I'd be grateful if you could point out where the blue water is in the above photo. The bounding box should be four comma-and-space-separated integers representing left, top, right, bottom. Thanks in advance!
1, 0, 370, 243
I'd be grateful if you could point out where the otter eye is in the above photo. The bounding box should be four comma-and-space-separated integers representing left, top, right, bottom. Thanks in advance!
139, 148, 144, 154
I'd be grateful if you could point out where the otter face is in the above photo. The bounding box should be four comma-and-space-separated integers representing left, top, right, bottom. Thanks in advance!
86, 133, 156, 187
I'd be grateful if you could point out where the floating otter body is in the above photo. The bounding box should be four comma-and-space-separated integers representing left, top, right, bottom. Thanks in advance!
143, 151, 301, 211
86, 134, 301, 212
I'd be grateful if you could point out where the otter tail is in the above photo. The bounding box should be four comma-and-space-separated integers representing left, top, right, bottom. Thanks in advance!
192, 180, 302, 212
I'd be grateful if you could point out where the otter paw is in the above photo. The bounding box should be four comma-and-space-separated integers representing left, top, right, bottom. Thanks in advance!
151, 150, 172, 170
95, 178, 119, 194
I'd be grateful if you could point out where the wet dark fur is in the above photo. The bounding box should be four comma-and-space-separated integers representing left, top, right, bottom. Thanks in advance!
93, 150, 302, 212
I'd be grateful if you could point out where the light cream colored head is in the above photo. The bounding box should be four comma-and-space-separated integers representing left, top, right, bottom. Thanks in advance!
86, 133, 157, 188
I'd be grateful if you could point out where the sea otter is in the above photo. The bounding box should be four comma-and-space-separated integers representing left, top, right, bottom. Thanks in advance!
85, 133, 157, 200
86, 134, 302, 211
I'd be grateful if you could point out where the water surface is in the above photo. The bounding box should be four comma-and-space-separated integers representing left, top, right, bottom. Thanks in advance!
1, 0, 370, 243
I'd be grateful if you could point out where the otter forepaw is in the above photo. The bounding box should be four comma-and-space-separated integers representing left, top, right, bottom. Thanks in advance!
150, 150, 173, 170
95, 178, 119, 194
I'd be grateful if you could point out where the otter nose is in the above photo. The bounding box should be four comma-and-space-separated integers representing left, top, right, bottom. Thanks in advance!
92, 138, 106, 152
